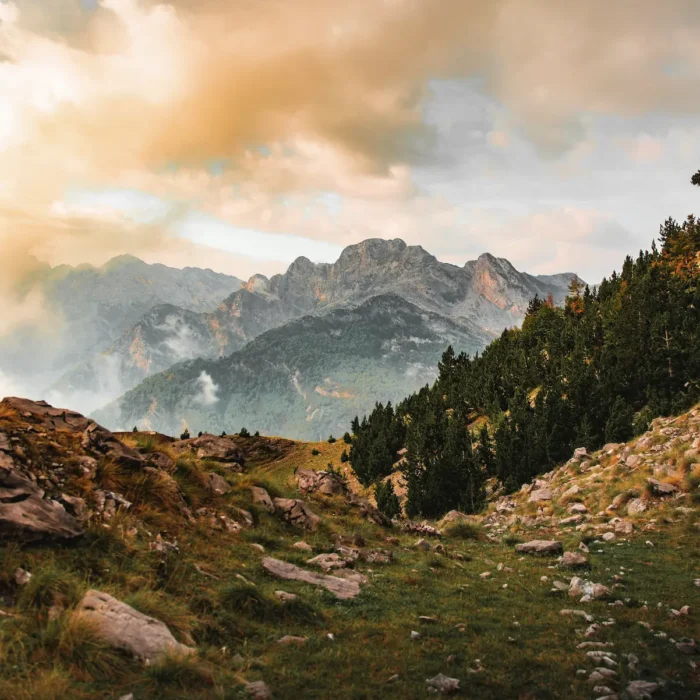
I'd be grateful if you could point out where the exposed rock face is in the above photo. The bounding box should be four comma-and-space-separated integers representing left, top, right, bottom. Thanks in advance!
0, 466, 83, 542
646, 478, 679, 497
207, 473, 231, 496
627, 498, 647, 515
262, 557, 362, 600
296, 469, 347, 496
172, 434, 244, 465
148, 452, 175, 471
273, 498, 321, 531
529, 487, 553, 503
515, 540, 563, 555
77, 590, 195, 663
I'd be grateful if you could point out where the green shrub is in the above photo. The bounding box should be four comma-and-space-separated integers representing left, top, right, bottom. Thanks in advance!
311, 448, 320, 456
180, 429, 191, 440
240, 427, 251, 438
327, 435, 336, 444
374, 480, 401, 520
340, 449, 349, 463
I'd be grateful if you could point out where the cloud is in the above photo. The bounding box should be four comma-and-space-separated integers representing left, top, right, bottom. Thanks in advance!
192, 370, 218, 406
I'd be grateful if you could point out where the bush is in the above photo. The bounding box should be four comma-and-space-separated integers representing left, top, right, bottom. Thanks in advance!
239, 427, 251, 438
633, 406, 654, 436
197, 431, 203, 438
254, 431, 260, 437
132, 426, 138, 432
220, 431, 226, 437
443, 521, 482, 540
311, 448, 320, 456
343, 432, 352, 444
340, 449, 349, 463
374, 480, 401, 520
327, 435, 336, 444
180, 429, 191, 440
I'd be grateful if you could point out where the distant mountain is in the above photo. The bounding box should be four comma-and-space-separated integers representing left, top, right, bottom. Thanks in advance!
95, 294, 493, 440
0, 256, 242, 401
53, 239, 580, 412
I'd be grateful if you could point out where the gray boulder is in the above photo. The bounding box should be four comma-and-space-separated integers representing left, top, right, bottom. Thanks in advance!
172, 434, 244, 465
77, 589, 194, 663
515, 540, 563, 555
273, 498, 321, 531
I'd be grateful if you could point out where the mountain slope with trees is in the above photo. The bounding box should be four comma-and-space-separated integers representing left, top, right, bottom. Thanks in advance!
349, 178, 700, 519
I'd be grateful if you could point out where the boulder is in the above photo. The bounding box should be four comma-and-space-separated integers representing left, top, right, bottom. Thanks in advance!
148, 452, 175, 471
573, 447, 592, 461
625, 681, 661, 700
646, 478, 678, 497
262, 557, 362, 599
245, 680, 272, 699
81, 422, 143, 469
273, 498, 321, 531
172, 434, 244, 466
561, 484, 581, 500
426, 673, 460, 695
569, 503, 588, 514
0, 466, 83, 542
515, 540, 563, 555
306, 553, 349, 571
346, 493, 392, 527
614, 519, 633, 535
77, 590, 194, 663
561, 551, 588, 568
529, 488, 553, 503
627, 498, 647, 515
296, 468, 347, 496
251, 486, 275, 513
207, 473, 231, 496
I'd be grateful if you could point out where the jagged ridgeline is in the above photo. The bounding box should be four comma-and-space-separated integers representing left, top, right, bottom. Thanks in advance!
350, 209, 700, 519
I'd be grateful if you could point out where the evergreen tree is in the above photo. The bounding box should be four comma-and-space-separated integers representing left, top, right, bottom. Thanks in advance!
374, 480, 401, 520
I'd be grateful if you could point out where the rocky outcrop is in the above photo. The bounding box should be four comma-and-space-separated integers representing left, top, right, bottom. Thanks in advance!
77, 590, 195, 663
296, 469, 347, 496
262, 557, 362, 600
172, 434, 244, 466
251, 486, 275, 513
0, 465, 83, 542
272, 498, 321, 531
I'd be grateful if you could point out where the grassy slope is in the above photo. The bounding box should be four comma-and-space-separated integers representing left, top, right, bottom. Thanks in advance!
0, 424, 698, 699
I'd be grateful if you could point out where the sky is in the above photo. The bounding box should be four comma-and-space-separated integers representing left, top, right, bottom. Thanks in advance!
1, 0, 700, 302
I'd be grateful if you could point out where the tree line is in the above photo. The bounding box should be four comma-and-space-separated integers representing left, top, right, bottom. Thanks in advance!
349, 173, 700, 519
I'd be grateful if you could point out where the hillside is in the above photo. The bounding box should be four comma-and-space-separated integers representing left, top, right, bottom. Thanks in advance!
0, 397, 697, 699
49, 239, 579, 416
94, 294, 492, 440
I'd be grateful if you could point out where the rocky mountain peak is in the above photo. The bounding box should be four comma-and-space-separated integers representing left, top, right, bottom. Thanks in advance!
245, 274, 270, 294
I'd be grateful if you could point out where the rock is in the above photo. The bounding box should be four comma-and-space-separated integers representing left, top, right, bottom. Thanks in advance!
147, 451, 175, 471
625, 681, 661, 699
562, 484, 582, 499
419, 615, 438, 625
515, 540, 563, 555
274, 590, 297, 602
614, 520, 633, 535
245, 680, 272, 699
307, 553, 349, 571
561, 551, 588, 568
172, 434, 244, 465
627, 498, 647, 515
560, 515, 584, 526
0, 466, 83, 542
438, 510, 471, 528
402, 521, 441, 537
81, 422, 143, 469
272, 498, 321, 531
646, 478, 678, 497
262, 557, 362, 600
296, 468, 347, 496
574, 447, 592, 461
529, 488, 553, 503
560, 609, 595, 623
415, 538, 431, 551
569, 577, 610, 600
675, 638, 696, 654
251, 486, 275, 513
602, 532, 616, 542
14, 568, 32, 585
426, 673, 460, 695
346, 494, 392, 527
58, 493, 87, 520
277, 635, 307, 646
410, 630, 422, 640
207, 473, 231, 496
361, 548, 392, 565
77, 590, 194, 663
569, 503, 588, 514
292, 541, 313, 552
233, 507, 254, 528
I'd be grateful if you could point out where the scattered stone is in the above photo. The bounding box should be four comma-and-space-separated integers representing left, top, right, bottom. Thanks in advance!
251, 486, 275, 513
250, 543, 265, 553
627, 499, 647, 515
262, 557, 362, 600
402, 521, 441, 537
646, 478, 678, 497
307, 553, 349, 571
675, 638, 697, 654
614, 520, 633, 535
419, 615, 438, 625
515, 540, 563, 555
426, 673, 460, 695
245, 680, 272, 699
625, 680, 660, 700
274, 591, 297, 602
273, 498, 321, 531
147, 451, 175, 471
529, 488, 553, 503
172, 434, 244, 465
207, 473, 231, 496
560, 609, 595, 623
569, 503, 588, 514
14, 567, 32, 585
292, 541, 313, 552
602, 532, 616, 543
77, 590, 194, 663
277, 635, 307, 646
561, 551, 588, 568
296, 468, 347, 496
415, 538, 431, 551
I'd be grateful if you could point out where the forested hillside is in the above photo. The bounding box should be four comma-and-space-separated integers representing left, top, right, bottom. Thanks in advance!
350, 180, 700, 519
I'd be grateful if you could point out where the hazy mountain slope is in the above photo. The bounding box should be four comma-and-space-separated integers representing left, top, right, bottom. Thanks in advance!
53, 239, 579, 412
0, 256, 242, 400
95, 294, 492, 440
